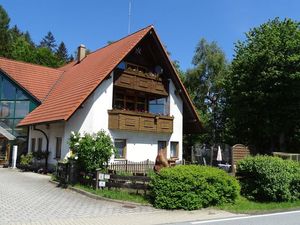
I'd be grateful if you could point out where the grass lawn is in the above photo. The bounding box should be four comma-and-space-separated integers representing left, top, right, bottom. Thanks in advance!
218, 196, 300, 214
74, 184, 151, 205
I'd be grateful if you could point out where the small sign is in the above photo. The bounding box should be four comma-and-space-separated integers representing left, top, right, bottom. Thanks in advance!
104, 174, 110, 179
99, 181, 106, 187
98, 173, 104, 180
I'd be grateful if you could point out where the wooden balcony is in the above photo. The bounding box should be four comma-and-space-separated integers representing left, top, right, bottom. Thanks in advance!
114, 68, 168, 96
108, 110, 173, 133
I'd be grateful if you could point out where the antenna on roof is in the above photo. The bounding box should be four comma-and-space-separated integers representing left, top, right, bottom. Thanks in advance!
128, 0, 132, 34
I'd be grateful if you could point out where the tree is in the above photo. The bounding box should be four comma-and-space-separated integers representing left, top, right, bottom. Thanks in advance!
56, 41, 69, 63
39, 31, 57, 52
225, 18, 300, 152
0, 5, 12, 57
184, 38, 228, 144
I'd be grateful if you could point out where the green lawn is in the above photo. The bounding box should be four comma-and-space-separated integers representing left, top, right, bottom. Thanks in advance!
74, 184, 150, 205
218, 196, 300, 214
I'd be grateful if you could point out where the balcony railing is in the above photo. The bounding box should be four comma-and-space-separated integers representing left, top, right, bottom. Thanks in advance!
114, 68, 168, 96
108, 109, 173, 133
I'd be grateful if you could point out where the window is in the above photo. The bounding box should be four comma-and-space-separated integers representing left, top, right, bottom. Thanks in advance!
1, 78, 16, 100
37, 138, 43, 151
31, 138, 36, 152
149, 98, 167, 115
0, 101, 15, 118
170, 142, 179, 158
113, 91, 147, 112
15, 101, 30, 118
55, 137, 62, 159
158, 141, 167, 158
114, 139, 126, 159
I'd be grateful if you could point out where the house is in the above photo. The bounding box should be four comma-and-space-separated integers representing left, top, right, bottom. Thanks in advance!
0, 25, 202, 168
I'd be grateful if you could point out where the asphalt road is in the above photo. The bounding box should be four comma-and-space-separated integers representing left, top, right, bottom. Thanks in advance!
169, 210, 300, 225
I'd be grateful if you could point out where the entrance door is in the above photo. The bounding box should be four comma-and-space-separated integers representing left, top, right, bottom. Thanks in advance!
158, 141, 167, 158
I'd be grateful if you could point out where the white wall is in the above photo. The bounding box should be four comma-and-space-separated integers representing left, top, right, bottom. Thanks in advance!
62, 72, 114, 158
28, 122, 65, 166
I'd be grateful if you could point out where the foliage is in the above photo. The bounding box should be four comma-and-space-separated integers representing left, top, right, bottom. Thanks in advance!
39, 31, 57, 52
225, 18, 300, 152
184, 38, 228, 144
56, 41, 70, 62
20, 153, 33, 167
150, 165, 240, 210
237, 155, 300, 202
69, 130, 116, 173
32, 150, 49, 160
74, 183, 150, 204
218, 196, 300, 214
0, 5, 11, 58
0, 5, 71, 67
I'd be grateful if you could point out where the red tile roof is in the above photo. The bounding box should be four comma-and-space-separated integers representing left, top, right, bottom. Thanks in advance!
18, 26, 153, 126
0, 57, 63, 101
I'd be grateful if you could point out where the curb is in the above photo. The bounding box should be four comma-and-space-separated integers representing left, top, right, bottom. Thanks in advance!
49, 179, 151, 207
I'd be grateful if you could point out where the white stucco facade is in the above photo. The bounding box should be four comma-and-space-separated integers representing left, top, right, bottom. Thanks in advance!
28, 71, 184, 166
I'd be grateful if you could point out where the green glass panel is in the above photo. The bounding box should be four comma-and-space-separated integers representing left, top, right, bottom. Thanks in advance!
13, 119, 28, 136
0, 101, 15, 118
0, 118, 13, 133
16, 89, 28, 100
1, 78, 16, 100
15, 101, 30, 118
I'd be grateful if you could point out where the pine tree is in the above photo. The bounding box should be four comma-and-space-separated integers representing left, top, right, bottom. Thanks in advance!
0, 5, 12, 57
39, 31, 57, 52
55, 41, 68, 62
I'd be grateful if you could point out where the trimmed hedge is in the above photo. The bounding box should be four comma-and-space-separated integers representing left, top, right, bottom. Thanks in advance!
150, 165, 240, 210
237, 155, 300, 202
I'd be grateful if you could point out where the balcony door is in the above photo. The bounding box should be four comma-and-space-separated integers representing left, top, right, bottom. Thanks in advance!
158, 141, 167, 158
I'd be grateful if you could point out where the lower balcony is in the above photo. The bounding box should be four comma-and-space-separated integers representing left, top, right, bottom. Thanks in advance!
108, 110, 173, 133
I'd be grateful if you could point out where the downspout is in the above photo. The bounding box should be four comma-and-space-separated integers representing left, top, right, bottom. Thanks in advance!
33, 126, 49, 172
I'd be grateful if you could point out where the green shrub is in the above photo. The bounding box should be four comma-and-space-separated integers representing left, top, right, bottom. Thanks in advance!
149, 165, 240, 210
237, 155, 300, 202
69, 130, 116, 173
20, 153, 33, 167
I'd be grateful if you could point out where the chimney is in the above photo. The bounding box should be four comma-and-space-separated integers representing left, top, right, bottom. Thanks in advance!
77, 44, 86, 62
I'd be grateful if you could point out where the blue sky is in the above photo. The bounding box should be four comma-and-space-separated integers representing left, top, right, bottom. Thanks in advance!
1, 0, 300, 70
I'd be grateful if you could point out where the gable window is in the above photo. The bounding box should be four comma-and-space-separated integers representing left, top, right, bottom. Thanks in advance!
55, 137, 62, 159
37, 138, 43, 151
31, 138, 36, 152
114, 139, 126, 159
170, 141, 179, 159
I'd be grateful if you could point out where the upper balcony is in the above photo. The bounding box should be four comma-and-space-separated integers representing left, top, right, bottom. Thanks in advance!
108, 109, 173, 134
114, 62, 168, 96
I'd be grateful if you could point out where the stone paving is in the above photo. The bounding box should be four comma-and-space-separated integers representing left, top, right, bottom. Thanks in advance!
0, 168, 238, 225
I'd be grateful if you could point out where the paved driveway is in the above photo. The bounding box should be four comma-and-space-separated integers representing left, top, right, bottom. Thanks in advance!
0, 168, 237, 225
0, 168, 157, 224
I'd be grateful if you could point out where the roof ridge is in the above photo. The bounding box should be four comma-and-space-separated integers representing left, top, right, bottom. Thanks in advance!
0, 56, 62, 72
41, 70, 67, 102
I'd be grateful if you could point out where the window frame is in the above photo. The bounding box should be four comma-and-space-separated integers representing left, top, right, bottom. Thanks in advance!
170, 141, 179, 159
37, 137, 43, 151
31, 138, 36, 152
55, 137, 62, 159
114, 139, 127, 159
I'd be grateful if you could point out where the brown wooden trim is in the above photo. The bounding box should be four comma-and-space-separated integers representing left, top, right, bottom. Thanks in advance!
108, 109, 173, 133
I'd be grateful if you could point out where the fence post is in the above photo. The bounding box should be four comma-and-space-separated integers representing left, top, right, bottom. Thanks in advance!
125, 160, 128, 172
